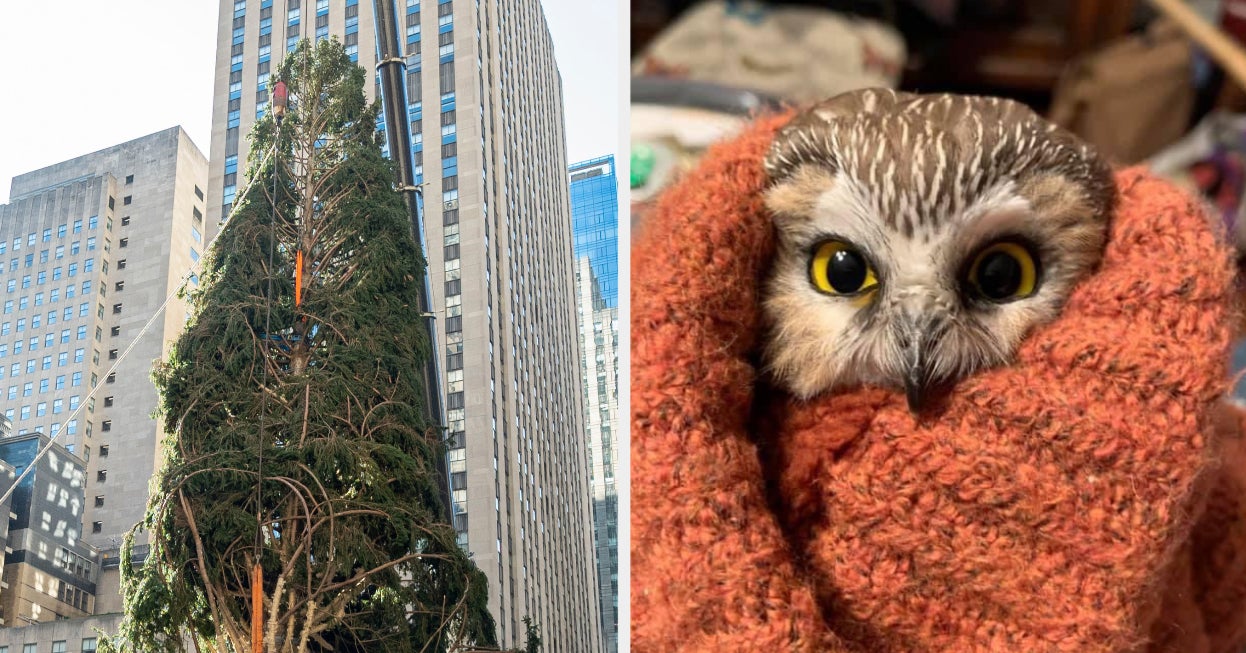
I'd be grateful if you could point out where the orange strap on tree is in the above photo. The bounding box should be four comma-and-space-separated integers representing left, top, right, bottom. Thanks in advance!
252, 561, 264, 652
294, 250, 304, 307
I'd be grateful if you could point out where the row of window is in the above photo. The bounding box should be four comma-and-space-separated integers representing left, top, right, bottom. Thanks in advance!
8, 275, 123, 300
0, 319, 93, 340
8, 409, 79, 433
2, 261, 101, 294
1, 639, 97, 653
56, 580, 90, 612
442, 185, 467, 545
0, 238, 99, 265
6, 369, 86, 393
0, 217, 99, 256
5, 292, 94, 314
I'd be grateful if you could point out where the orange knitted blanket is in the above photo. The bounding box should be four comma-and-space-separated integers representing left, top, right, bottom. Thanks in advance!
631, 112, 1246, 652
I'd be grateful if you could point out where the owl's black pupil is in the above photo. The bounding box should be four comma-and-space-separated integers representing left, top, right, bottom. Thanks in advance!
827, 249, 867, 292
978, 251, 1022, 299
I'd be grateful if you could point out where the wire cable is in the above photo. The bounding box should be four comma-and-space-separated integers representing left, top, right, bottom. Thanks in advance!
255, 122, 281, 555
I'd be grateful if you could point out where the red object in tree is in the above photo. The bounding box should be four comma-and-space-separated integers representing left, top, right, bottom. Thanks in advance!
273, 80, 288, 120
1222, 0, 1246, 44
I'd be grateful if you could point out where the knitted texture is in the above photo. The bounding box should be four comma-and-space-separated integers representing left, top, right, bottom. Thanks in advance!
631, 111, 1246, 653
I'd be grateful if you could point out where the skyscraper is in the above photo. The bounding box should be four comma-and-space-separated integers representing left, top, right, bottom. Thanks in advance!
0, 127, 209, 646
206, 1, 602, 651
570, 156, 619, 309
568, 155, 619, 653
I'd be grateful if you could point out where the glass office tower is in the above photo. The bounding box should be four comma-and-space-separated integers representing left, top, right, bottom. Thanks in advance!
568, 155, 619, 653
569, 156, 618, 308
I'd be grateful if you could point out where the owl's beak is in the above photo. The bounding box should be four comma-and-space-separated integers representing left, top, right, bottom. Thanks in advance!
904, 368, 928, 413
898, 314, 943, 414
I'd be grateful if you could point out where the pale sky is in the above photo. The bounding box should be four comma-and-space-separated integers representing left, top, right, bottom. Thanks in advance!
0, 0, 620, 204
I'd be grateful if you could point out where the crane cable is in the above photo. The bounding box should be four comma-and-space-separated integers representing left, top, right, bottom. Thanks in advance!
252, 78, 290, 653
251, 128, 277, 653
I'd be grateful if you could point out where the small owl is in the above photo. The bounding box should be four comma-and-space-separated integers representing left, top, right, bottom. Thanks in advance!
762, 89, 1116, 411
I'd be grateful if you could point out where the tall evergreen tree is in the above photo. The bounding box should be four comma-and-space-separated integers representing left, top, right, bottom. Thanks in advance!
104, 38, 495, 653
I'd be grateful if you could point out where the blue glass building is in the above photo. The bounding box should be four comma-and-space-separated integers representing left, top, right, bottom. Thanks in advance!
570, 156, 619, 308
569, 153, 620, 653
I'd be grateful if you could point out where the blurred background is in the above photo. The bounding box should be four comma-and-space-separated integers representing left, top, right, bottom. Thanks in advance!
629, 0, 1246, 404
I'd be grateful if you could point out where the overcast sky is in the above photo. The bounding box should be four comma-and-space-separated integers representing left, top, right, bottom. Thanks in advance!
0, 0, 620, 204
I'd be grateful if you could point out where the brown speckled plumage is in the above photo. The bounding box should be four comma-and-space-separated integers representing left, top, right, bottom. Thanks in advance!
764, 89, 1115, 240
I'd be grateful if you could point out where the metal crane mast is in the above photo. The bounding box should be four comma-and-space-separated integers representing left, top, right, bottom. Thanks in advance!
373, 0, 452, 522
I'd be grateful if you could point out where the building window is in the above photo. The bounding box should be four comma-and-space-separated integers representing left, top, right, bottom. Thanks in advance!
117, 258, 126, 270
91, 521, 102, 534
100, 445, 109, 457
94, 496, 104, 508
97, 470, 106, 482
113, 303, 122, 314
119, 238, 129, 248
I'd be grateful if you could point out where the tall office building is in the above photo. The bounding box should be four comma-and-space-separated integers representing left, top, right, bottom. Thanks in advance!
568, 155, 619, 653
0, 127, 209, 647
569, 156, 618, 309
206, 1, 602, 650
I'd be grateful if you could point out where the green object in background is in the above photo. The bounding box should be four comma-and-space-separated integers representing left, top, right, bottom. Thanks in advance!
632, 143, 657, 188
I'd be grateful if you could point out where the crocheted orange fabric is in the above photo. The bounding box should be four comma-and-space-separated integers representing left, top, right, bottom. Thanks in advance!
631, 112, 1246, 652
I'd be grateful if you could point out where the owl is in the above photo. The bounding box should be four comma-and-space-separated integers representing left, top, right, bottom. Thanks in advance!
761, 89, 1116, 411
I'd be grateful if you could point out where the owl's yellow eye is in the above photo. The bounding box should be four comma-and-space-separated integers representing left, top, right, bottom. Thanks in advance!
810, 240, 878, 296
967, 241, 1038, 301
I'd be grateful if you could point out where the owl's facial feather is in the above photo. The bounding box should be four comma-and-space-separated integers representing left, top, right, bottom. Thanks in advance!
761, 90, 1114, 407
